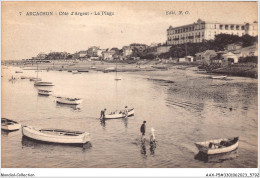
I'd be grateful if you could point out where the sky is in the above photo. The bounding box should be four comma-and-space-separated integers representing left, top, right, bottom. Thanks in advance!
1, 1, 258, 60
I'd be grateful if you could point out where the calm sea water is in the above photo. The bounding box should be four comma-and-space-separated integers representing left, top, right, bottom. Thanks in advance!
1, 66, 258, 168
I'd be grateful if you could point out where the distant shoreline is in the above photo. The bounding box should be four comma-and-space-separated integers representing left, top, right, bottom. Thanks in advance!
3, 59, 258, 79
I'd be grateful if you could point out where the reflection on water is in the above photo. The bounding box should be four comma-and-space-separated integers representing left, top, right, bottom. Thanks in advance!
140, 139, 156, 158
100, 119, 106, 129
1, 66, 258, 168
122, 118, 128, 128
141, 140, 147, 158
194, 150, 238, 163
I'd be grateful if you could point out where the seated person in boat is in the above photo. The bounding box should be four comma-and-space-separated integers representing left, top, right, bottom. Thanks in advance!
100, 108, 106, 119
209, 142, 222, 149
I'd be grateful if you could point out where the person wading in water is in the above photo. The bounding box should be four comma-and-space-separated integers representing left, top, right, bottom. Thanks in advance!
140, 121, 146, 141
100, 108, 106, 120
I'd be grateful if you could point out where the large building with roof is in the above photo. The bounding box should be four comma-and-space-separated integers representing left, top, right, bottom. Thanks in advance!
167, 19, 258, 45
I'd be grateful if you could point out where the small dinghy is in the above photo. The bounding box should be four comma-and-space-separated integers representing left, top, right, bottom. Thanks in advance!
56, 97, 82, 105
22, 126, 90, 145
72, 71, 81, 74
1, 118, 21, 131
211, 75, 227, 79
77, 69, 89, 73
21, 76, 29, 79
29, 77, 42, 82
104, 108, 134, 119
38, 89, 52, 96
34, 81, 54, 86
195, 137, 239, 155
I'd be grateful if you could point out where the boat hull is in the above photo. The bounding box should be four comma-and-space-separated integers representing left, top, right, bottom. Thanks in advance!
1, 118, 21, 131
22, 126, 90, 144
195, 137, 239, 155
34, 82, 54, 86
38, 91, 51, 96
211, 76, 227, 79
104, 108, 134, 119
56, 97, 82, 105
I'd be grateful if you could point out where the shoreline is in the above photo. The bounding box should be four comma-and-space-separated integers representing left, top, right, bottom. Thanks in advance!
3, 60, 258, 79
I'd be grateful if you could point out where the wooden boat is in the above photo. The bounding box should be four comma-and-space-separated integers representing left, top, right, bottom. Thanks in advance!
90, 66, 96, 69
104, 108, 134, 119
194, 137, 239, 155
22, 126, 90, 145
29, 77, 42, 82
104, 67, 116, 73
21, 76, 29, 79
211, 75, 227, 79
1, 118, 21, 131
34, 81, 54, 86
72, 70, 81, 74
38, 89, 52, 96
77, 69, 89, 73
56, 97, 82, 105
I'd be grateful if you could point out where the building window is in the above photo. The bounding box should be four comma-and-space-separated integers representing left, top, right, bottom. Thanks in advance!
220, 25, 223, 30
236, 25, 240, 30
225, 25, 228, 30
241, 26, 245, 30
231, 25, 234, 30
215, 25, 216, 29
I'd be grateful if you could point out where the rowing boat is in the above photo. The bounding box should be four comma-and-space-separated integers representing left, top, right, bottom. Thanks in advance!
56, 97, 82, 105
1, 118, 21, 131
22, 126, 90, 145
104, 108, 134, 119
34, 81, 54, 86
211, 75, 227, 79
194, 137, 239, 155
38, 89, 52, 96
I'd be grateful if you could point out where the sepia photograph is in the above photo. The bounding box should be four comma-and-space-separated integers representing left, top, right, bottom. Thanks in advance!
1, 1, 258, 177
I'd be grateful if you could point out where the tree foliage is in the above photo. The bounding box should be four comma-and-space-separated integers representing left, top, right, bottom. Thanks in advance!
159, 34, 257, 58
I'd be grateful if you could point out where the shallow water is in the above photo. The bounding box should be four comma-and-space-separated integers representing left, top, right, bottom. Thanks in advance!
1, 66, 258, 168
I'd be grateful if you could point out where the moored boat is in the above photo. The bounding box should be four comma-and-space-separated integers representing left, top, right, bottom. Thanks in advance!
38, 89, 52, 96
72, 70, 81, 74
104, 67, 116, 73
21, 76, 29, 79
104, 108, 135, 119
22, 126, 90, 145
29, 77, 42, 82
56, 97, 82, 105
34, 81, 54, 86
1, 118, 21, 131
194, 137, 239, 155
211, 75, 227, 79
77, 69, 89, 73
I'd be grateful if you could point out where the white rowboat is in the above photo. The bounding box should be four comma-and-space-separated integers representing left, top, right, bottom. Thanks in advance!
38, 89, 52, 96
56, 97, 82, 105
104, 108, 134, 119
34, 82, 54, 86
1, 118, 21, 131
22, 126, 90, 145
195, 137, 239, 155
211, 75, 227, 79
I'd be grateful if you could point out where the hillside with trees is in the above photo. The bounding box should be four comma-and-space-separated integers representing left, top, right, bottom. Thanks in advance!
158, 34, 257, 59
